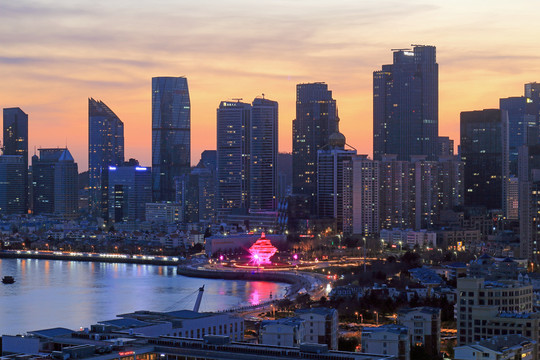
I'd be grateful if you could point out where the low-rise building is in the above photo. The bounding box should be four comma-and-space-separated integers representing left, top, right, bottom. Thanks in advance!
295, 308, 338, 350
361, 324, 410, 360
397, 307, 440, 356
259, 317, 305, 347
454, 335, 536, 360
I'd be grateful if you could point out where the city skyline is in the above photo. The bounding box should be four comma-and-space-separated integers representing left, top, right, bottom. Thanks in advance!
1, 1, 540, 170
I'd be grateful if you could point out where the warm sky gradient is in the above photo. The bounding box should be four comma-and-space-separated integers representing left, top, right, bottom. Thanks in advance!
1, 0, 540, 170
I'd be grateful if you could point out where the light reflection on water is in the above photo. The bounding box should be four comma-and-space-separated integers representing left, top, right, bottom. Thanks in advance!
0, 258, 287, 335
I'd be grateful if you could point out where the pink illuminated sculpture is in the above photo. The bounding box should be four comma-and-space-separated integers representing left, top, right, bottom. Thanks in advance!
248, 232, 277, 265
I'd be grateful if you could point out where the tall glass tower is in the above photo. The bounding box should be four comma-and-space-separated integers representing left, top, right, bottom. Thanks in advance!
250, 97, 278, 211
3, 107, 28, 212
216, 100, 252, 210
152, 77, 191, 202
292, 83, 338, 213
88, 98, 124, 218
373, 45, 438, 161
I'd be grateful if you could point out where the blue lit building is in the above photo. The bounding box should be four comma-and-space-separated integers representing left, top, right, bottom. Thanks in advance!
152, 77, 190, 202
108, 162, 152, 223
250, 97, 278, 211
373, 45, 438, 161
3, 107, 28, 212
216, 100, 252, 211
88, 98, 124, 218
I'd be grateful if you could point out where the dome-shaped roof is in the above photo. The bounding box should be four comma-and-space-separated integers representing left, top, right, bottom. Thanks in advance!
328, 132, 346, 148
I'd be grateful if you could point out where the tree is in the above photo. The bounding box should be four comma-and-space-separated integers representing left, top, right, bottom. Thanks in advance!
338, 337, 359, 352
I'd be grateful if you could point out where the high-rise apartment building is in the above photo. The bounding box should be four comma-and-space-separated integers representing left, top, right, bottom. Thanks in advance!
152, 77, 191, 202
250, 97, 278, 211
3, 107, 28, 212
460, 109, 509, 212
32, 148, 78, 219
518, 144, 540, 261
379, 155, 414, 230
176, 163, 216, 224
216, 100, 252, 211
292, 83, 338, 212
108, 163, 152, 224
373, 45, 438, 161
0, 155, 26, 214
88, 98, 124, 218
317, 132, 356, 234
352, 155, 379, 236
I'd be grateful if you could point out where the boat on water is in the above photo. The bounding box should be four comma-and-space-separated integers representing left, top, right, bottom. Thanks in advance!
2, 276, 15, 284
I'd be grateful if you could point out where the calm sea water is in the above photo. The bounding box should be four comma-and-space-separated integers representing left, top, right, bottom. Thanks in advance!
0, 258, 288, 335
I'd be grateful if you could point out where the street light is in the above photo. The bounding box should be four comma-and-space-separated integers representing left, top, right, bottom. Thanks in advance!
374, 311, 378, 325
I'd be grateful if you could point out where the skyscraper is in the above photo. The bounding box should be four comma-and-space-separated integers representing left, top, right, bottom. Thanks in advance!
373, 45, 438, 161
88, 98, 124, 218
292, 83, 338, 211
317, 132, 356, 234
108, 162, 152, 224
0, 155, 26, 214
352, 155, 379, 236
500, 82, 540, 175
32, 148, 78, 218
3, 107, 28, 212
152, 77, 191, 202
250, 97, 278, 211
216, 100, 252, 210
460, 109, 509, 212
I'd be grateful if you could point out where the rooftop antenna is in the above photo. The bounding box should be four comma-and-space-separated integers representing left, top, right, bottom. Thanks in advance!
231, 98, 243, 102
262, 93, 265, 99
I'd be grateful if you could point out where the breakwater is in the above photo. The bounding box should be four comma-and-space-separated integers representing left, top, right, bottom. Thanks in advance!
177, 266, 315, 299
0, 250, 180, 266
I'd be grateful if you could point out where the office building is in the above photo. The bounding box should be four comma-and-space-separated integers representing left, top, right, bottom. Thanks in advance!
152, 77, 191, 202
456, 277, 535, 346
88, 98, 124, 218
361, 325, 410, 360
3, 107, 28, 212
373, 45, 438, 162
295, 307, 338, 350
54, 149, 79, 219
108, 163, 152, 224
437, 155, 464, 213
0, 155, 26, 214
176, 163, 216, 223
250, 97, 278, 211
145, 202, 182, 223
352, 155, 379, 236
32, 148, 78, 218
397, 307, 440, 356
460, 109, 509, 212
454, 335, 536, 360
216, 100, 251, 210
500, 82, 540, 175
292, 83, 338, 212
317, 132, 356, 234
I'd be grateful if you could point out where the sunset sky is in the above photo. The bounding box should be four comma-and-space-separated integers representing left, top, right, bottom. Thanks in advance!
1, 0, 540, 170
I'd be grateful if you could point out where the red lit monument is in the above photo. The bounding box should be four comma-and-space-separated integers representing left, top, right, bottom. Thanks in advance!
248, 232, 277, 265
